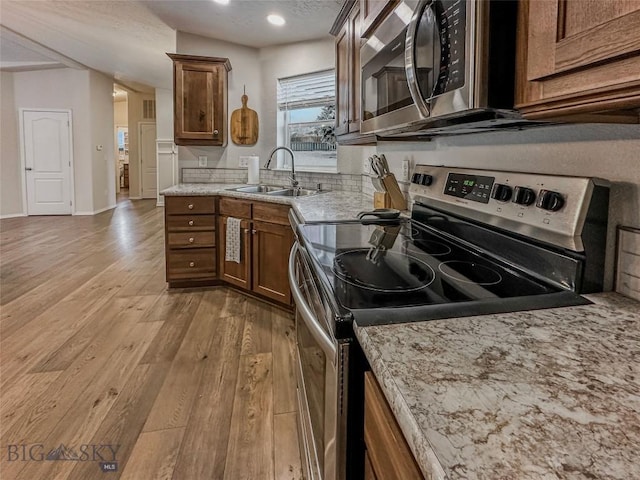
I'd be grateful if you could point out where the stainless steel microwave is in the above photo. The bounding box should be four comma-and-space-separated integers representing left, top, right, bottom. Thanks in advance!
360, 0, 521, 136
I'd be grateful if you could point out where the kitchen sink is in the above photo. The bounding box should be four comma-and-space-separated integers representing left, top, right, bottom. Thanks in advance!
229, 185, 287, 193
267, 188, 318, 197
227, 185, 320, 197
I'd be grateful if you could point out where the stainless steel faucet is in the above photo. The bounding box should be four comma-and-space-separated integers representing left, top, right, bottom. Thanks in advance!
265, 146, 298, 188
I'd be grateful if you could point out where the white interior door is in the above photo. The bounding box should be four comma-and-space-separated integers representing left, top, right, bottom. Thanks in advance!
139, 122, 157, 199
22, 110, 73, 215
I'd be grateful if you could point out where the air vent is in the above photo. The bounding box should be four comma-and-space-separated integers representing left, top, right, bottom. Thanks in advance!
143, 99, 156, 119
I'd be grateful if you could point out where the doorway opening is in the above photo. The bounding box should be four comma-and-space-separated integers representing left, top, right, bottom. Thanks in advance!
113, 85, 129, 199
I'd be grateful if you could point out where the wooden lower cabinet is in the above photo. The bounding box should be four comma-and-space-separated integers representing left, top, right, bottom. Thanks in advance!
364, 371, 424, 480
252, 220, 293, 304
164, 196, 218, 286
218, 215, 252, 289
218, 198, 294, 305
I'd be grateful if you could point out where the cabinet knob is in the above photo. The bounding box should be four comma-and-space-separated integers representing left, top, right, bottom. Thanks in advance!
189, 261, 195, 267
188, 204, 194, 210
188, 220, 194, 226
251, 229, 257, 234
213, 129, 219, 135
188, 237, 194, 243
244, 229, 250, 234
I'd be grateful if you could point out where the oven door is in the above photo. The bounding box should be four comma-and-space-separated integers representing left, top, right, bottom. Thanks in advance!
289, 242, 348, 480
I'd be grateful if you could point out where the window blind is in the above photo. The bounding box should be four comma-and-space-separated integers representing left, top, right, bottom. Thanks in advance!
277, 69, 335, 110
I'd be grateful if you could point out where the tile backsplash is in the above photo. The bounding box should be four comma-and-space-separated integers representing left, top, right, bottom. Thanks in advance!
181, 168, 366, 194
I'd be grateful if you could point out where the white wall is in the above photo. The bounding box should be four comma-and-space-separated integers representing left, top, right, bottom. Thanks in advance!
176, 32, 264, 171
114, 99, 128, 125
360, 123, 640, 289
127, 91, 156, 198
172, 33, 336, 175
89, 70, 116, 212
11, 68, 95, 213
1, 72, 23, 217
259, 38, 336, 168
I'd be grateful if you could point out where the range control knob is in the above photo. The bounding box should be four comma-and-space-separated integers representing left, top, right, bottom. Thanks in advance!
536, 189, 565, 212
490, 183, 512, 202
420, 174, 433, 186
411, 173, 421, 184
512, 186, 536, 206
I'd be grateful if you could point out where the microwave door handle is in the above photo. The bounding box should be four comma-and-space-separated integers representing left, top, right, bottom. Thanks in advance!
405, 0, 439, 118
288, 243, 337, 361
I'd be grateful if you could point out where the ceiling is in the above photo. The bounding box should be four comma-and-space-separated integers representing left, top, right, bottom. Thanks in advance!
0, 0, 342, 90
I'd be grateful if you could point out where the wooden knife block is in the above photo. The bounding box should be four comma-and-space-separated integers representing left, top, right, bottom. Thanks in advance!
381, 173, 406, 210
373, 191, 391, 209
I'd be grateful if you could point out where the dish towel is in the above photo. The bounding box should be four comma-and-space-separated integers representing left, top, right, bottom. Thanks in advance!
225, 217, 242, 263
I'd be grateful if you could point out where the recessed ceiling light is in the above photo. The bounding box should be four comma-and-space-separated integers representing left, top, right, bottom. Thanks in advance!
267, 14, 285, 26
213, 0, 229, 5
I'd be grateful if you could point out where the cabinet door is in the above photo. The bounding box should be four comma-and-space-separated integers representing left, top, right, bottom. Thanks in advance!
169, 54, 231, 146
517, 0, 640, 118
364, 372, 424, 480
360, 0, 398, 39
218, 216, 252, 289
348, 5, 362, 134
335, 18, 351, 137
251, 220, 293, 304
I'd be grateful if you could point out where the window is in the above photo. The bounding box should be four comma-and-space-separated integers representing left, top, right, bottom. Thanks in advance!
277, 69, 337, 172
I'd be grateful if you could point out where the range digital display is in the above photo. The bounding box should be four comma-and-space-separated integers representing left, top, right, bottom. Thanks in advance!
444, 173, 494, 203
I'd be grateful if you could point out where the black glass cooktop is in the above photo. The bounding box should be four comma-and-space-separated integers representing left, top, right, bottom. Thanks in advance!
297, 214, 590, 327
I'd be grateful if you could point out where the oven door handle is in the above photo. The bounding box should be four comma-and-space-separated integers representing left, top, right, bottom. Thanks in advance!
289, 242, 337, 361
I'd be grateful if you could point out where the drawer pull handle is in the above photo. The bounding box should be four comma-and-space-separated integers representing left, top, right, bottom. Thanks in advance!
189, 237, 195, 243
188, 204, 194, 210
188, 220, 194, 226
189, 262, 195, 267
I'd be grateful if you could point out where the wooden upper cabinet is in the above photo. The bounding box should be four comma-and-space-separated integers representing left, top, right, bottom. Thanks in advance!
516, 0, 640, 119
360, 0, 398, 39
167, 53, 232, 146
333, 2, 374, 144
335, 17, 351, 136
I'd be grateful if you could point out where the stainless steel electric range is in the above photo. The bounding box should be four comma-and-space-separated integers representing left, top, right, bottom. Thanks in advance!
288, 166, 610, 480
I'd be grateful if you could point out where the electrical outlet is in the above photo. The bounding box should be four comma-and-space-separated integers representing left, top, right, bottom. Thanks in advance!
198, 156, 207, 167
402, 159, 410, 182
239, 156, 250, 168
363, 157, 370, 174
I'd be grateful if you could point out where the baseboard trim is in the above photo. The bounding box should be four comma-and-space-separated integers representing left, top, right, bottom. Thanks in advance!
74, 204, 117, 216
129, 196, 143, 200
0, 212, 27, 219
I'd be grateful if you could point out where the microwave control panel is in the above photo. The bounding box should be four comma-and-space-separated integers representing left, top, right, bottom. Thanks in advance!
434, 0, 467, 96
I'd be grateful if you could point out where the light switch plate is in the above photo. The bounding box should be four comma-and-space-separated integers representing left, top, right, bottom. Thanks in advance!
198, 156, 207, 167
363, 158, 370, 174
402, 159, 410, 182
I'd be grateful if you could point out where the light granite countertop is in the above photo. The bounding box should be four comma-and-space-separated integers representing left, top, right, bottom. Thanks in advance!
160, 183, 377, 221
354, 292, 640, 480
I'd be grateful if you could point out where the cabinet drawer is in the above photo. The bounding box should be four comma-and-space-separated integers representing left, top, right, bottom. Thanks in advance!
253, 201, 290, 225
166, 215, 216, 231
168, 231, 216, 248
167, 248, 217, 279
165, 196, 216, 215
219, 197, 252, 218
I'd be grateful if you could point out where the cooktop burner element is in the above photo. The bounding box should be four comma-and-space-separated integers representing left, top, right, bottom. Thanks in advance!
438, 261, 503, 286
333, 249, 436, 292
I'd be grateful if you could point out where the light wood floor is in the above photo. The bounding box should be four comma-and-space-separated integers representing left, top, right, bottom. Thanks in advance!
0, 197, 302, 480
